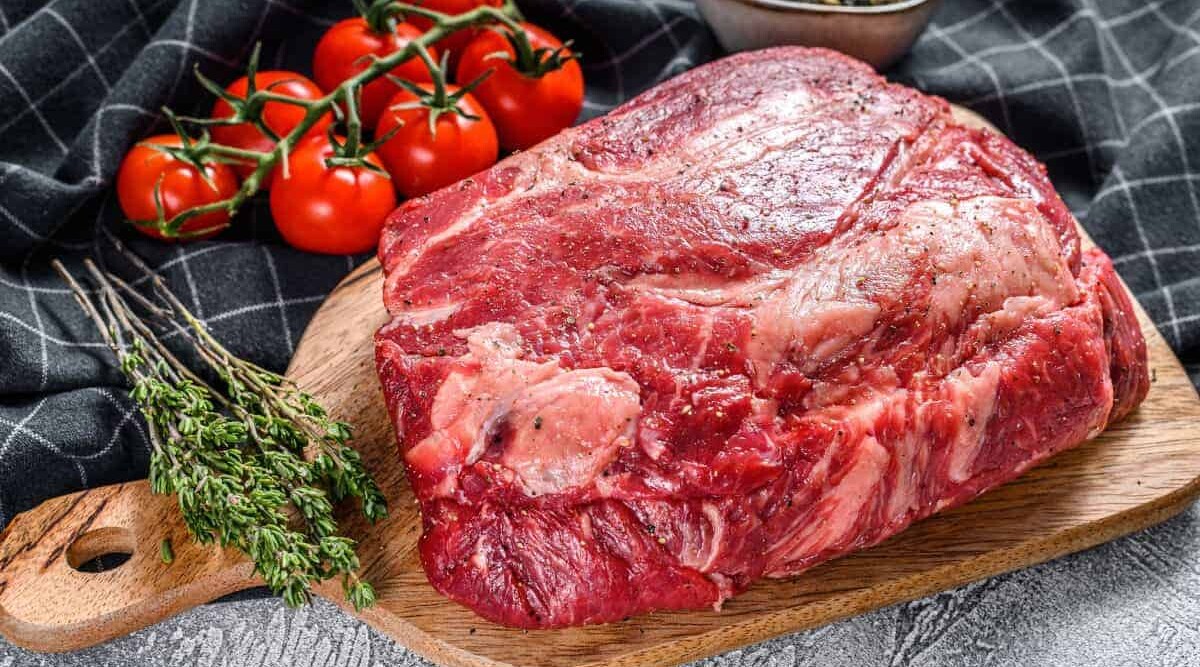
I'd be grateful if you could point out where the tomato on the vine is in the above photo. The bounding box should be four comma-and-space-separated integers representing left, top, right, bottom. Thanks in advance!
408, 0, 504, 63
269, 135, 396, 254
210, 71, 332, 182
455, 22, 583, 151
116, 135, 240, 241
313, 18, 437, 128
375, 84, 498, 198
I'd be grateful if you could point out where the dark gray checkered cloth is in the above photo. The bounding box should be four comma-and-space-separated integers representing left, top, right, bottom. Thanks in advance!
0, 0, 1196, 528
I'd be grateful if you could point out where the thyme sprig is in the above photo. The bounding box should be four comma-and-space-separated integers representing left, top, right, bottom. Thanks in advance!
52, 250, 386, 611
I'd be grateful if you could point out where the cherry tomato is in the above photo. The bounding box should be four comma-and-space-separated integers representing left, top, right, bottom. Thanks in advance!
116, 135, 239, 241
456, 22, 584, 151
312, 18, 437, 128
269, 135, 396, 254
375, 84, 499, 198
408, 0, 504, 64
210, 71, 332, 183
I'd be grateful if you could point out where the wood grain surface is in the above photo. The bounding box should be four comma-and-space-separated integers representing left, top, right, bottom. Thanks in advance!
1, 108, 1198, 667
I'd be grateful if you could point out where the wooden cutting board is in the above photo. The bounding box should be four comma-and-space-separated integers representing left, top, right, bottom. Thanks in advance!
2, 108, 1199, 667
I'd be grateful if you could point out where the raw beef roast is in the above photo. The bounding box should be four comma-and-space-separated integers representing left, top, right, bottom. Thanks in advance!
374, 47, 1149, 628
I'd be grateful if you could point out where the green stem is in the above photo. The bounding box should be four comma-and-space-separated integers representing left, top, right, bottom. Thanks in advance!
363, 0, 400, 34
101, 268, 233, 406
202, 143, 273, 162
51, 260, 119, 351
111, 240, 350, 463
412, 42, 447, 107
342, 87, 363, 160
155, 1, 523, 234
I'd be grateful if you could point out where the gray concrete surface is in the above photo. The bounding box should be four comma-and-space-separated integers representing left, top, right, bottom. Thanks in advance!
2, 500, 1198, 666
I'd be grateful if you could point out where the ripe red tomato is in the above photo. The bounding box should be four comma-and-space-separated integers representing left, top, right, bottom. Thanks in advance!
312, 18, 436, 128
269, 136, 396, 254
210, 71, 332, 183
375, 84, 499, 198
408, 0, 504, 63
116, 135, 239, 241
455, 22, 584, 151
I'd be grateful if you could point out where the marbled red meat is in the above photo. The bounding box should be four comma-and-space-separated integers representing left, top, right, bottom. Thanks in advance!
373, 47, 1149, 628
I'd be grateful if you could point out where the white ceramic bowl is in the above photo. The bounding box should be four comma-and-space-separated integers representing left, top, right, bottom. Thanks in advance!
696, 0, 942, 69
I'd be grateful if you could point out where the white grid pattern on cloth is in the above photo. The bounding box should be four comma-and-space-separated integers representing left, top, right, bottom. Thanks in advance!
992, 2, 1100, 182
1094, 8, 1200, 226
0, 62, 71, 154
0, 1, 1193, 665
1111, 164, 1182, 347
901, 0, 1200, 354
0, 9, 1195, 667
44, 8, 115, 92
0, 8, 169, 140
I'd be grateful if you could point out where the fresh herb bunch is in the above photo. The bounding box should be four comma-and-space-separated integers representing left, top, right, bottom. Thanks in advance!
53, 246, 387, 611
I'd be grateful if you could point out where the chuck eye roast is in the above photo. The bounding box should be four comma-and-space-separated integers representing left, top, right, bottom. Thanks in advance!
374, 47, 1150, 629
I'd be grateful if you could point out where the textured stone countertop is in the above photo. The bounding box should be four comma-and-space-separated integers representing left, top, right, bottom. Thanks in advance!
2, 501, 1197, 666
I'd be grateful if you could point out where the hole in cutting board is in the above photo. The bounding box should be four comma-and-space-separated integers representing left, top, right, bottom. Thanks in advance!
66, 526, 136, 574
